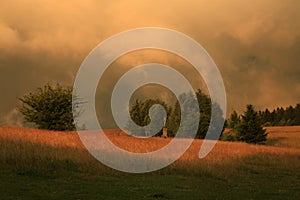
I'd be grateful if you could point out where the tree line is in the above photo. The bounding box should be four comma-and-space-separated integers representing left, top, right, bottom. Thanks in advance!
225, 105, 267, 143
258, 105, 300, 126
18, 83, 275, 144
18, 83, 224, 140
126, 90, 222, 139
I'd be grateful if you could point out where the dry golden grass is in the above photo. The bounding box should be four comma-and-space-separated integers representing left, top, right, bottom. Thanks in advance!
265, 126, 300, 149
1, 125, 299, 168
0, 126, 84, 148
1, 126, 299, 199
265, 125, 300, 132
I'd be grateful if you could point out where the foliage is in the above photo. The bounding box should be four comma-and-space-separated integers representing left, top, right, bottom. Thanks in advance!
224, 103, 300, 142
221, 130, 237, 142
195, 90, 212, 139
18, 83, 78, 131
167, 92, 200, 138
166, 100, 180, 137
128, 89, 224, 139
236, 104, 268, 144
126, 99, 170, 137
168, 90, 224, 139
258, 104, 300, 126
227, 111, 240, 129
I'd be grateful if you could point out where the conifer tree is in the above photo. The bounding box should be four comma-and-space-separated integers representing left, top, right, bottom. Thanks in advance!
236, 104, 267, 144
227, 111, 240, 129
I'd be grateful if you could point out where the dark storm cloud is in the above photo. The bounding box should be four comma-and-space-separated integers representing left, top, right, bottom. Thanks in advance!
1, 0, 300, 125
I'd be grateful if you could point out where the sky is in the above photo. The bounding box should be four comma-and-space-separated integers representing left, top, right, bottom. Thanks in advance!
0, 0, 300, 126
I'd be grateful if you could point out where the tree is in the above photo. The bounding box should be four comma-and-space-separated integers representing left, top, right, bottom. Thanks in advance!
294, 104, 300, 125
284, 106, 295, 125
221, 110, 240, 141
261, 108, 272, 126
275, 107, 285, 125
126, 89, 224, 139
227, 111, 240, 129
126, 100, 146, 136
166, 100, 180, 137
18, 83, 79, 131
196, 90, 212, 139
236, 104, 267, 144
167, 89, 224, 139
177, 92, 200, 138
126, 99, 170, 137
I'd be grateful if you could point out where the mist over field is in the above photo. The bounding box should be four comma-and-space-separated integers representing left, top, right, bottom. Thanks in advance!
1, 0, 300, 126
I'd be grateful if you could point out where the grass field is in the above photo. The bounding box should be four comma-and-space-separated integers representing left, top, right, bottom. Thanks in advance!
0, 126, 299, 199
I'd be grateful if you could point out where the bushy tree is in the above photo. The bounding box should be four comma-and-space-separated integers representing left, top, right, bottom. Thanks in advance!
18, 83, 79, 131
236, 104, 267, 144
126, 99, 170, 137
171, 92, 200, 138
196, 90, 212, 139
167, 89, 224, 139
166, 100, 180, 137
127, 89, 224, 139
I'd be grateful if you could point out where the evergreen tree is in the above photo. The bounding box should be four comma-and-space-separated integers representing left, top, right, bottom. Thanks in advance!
294, 104, 300, 125
270, 109, 276, 126
284, 106, 295, 125
236, 104, 268, 144
227, 111, 240, 129
221, 111, 240, 141
262, 108, 272, 126
276, 107, 286, 125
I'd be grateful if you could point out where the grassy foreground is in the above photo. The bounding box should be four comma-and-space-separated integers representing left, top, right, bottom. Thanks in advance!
0, 126, 299, 199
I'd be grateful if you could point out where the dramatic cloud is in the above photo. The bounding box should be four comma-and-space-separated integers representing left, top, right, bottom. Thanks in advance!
0, 0, 300, 126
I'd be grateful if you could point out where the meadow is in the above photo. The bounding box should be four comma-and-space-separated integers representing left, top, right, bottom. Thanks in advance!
0, 126, 299, 199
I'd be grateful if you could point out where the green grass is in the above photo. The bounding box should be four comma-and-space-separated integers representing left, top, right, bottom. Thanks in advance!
0, 127, 299, 199
1, 159, 299, 200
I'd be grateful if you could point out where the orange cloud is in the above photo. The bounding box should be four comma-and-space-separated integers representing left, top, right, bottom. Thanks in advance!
0, 0, 300, 125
